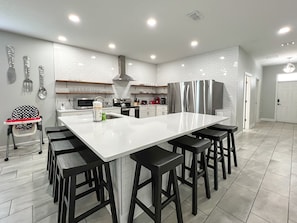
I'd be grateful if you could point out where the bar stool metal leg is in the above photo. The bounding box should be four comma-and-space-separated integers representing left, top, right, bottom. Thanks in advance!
192, 150, 198, 215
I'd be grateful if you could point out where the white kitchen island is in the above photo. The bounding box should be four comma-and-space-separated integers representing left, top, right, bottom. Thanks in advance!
59, 112, 227, 222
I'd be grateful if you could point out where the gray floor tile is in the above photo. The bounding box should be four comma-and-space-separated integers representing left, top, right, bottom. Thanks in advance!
10, 185, 52, 214
217, 183, 257, 222
260, 172, 290, 197
0, 206, 32, 223
33, 200, 57, 223
163, 199, 207, 223
0, 200, 11, 219
237, 148, 255, 160
271, 151, 292, 162
0, 175, 32, 192
0, 170, 17, 183
251, 189, 288, 223
266, 160, 291, 177
247, 213, 269, 223
204, 207, 244, 223
234, 169, 263, 192
292, 162, 297, 175
244, 160, 268, 175
289, 200, 297, 223
194, 185, 227, 215
0, 176, 48, 204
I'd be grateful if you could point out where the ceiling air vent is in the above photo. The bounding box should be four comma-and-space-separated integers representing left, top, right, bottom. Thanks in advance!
187, 10, 203, 21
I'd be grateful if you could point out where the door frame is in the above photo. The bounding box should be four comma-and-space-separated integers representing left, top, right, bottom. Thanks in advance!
256, 78, 261, 122
243, 72, 252, 129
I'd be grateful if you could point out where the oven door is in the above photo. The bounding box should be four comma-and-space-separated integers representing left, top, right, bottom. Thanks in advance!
121, 108, 130, 116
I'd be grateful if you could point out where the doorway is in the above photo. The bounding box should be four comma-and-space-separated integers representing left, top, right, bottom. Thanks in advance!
276, 81, 297, 123
243, 73, 251, 129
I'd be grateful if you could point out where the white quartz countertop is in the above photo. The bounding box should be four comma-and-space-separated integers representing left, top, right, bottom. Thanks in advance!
59, 112, 227, 162
57, 107, 119, 113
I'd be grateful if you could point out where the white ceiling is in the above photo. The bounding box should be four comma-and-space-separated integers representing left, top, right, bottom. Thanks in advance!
1, 0, 297, 66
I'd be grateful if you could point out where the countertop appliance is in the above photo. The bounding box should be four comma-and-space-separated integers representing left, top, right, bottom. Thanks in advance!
167, 80, 223, 115
113, 98, 139, 118
73, 97, 94, 110
160, 97, 166, 105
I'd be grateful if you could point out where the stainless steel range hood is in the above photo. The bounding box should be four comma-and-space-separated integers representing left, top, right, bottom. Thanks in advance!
112, 55, 135, 81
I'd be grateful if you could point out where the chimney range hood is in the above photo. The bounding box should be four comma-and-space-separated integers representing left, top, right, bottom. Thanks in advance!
112, 55, 135, 81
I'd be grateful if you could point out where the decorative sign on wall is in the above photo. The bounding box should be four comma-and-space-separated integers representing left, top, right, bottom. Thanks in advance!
37, 65, 47, 100
6, 45, 16, 84
23, 56, 33, 93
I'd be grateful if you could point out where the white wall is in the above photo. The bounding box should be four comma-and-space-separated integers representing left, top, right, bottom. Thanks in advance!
157, 47, 239, 126
238, 47, 262, 129
0, 31, 56, 146
260, 63, 297, 120
54, 44, 157, 109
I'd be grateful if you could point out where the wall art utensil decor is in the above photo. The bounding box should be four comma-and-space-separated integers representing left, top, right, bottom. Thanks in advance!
6, 45, 16, 84
37, 66, 47, 99
23, 56, 33, 92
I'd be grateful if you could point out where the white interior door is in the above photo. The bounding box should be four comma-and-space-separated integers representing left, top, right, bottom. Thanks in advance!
243, 74, 251, 129
276, 81, 297, 123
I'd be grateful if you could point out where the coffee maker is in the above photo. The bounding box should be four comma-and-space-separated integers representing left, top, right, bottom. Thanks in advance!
160, 97, 166, 104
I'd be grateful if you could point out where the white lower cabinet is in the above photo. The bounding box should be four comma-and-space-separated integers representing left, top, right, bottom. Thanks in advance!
139, 105, 155, 118
56, 107, 121, 125
156, 105, 168, 116
139, 105, 167, 118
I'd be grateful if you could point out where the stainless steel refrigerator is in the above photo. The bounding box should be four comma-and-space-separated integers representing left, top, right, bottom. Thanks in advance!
167, 80, 223, 115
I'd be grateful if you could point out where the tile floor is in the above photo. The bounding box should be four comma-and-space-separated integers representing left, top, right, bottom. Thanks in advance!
0, 121, 296, 223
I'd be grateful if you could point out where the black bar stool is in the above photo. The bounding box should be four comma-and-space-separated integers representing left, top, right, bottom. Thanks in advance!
46, 131, 75, 183
208, 124, 238, 174
168, 135, 211, 215
51, 138, 86, 202
45, 126, 69, 134
192, 129, 227, 190
57, 149, 118, 223
128, 146, 184, 223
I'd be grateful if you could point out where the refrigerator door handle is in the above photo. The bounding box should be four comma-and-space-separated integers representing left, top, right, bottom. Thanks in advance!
184, 84, 190, 111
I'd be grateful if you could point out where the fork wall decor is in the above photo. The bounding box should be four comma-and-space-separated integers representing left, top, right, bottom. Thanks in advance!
23, 56, 33, 93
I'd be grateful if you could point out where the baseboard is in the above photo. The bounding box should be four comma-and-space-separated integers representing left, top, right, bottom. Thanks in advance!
260, 118, 275, 122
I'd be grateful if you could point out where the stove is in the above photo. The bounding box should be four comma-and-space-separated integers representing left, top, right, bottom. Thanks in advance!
113, 98, 139, 118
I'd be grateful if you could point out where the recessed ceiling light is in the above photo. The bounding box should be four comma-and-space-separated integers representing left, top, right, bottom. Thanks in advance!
200, 69, 203, 72
111, 67, 114, 70
58, 36, 67, 42
278, 26, 291, 35
91, 56, 96, 59
128, 63, 133, 66
77, 62, 84, 66
202, 73, 206, 76
108, 43, 116, 49
281, 41, 295, 47
220, 56, 225, 60
191, 40, 198, 47
181, 64, 185, 67
150, 54, 156, 60
68, 14, 80, 23
147, 18, 157, 27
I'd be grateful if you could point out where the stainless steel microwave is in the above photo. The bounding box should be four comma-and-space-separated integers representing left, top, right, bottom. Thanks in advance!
73, 97, 94, 109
